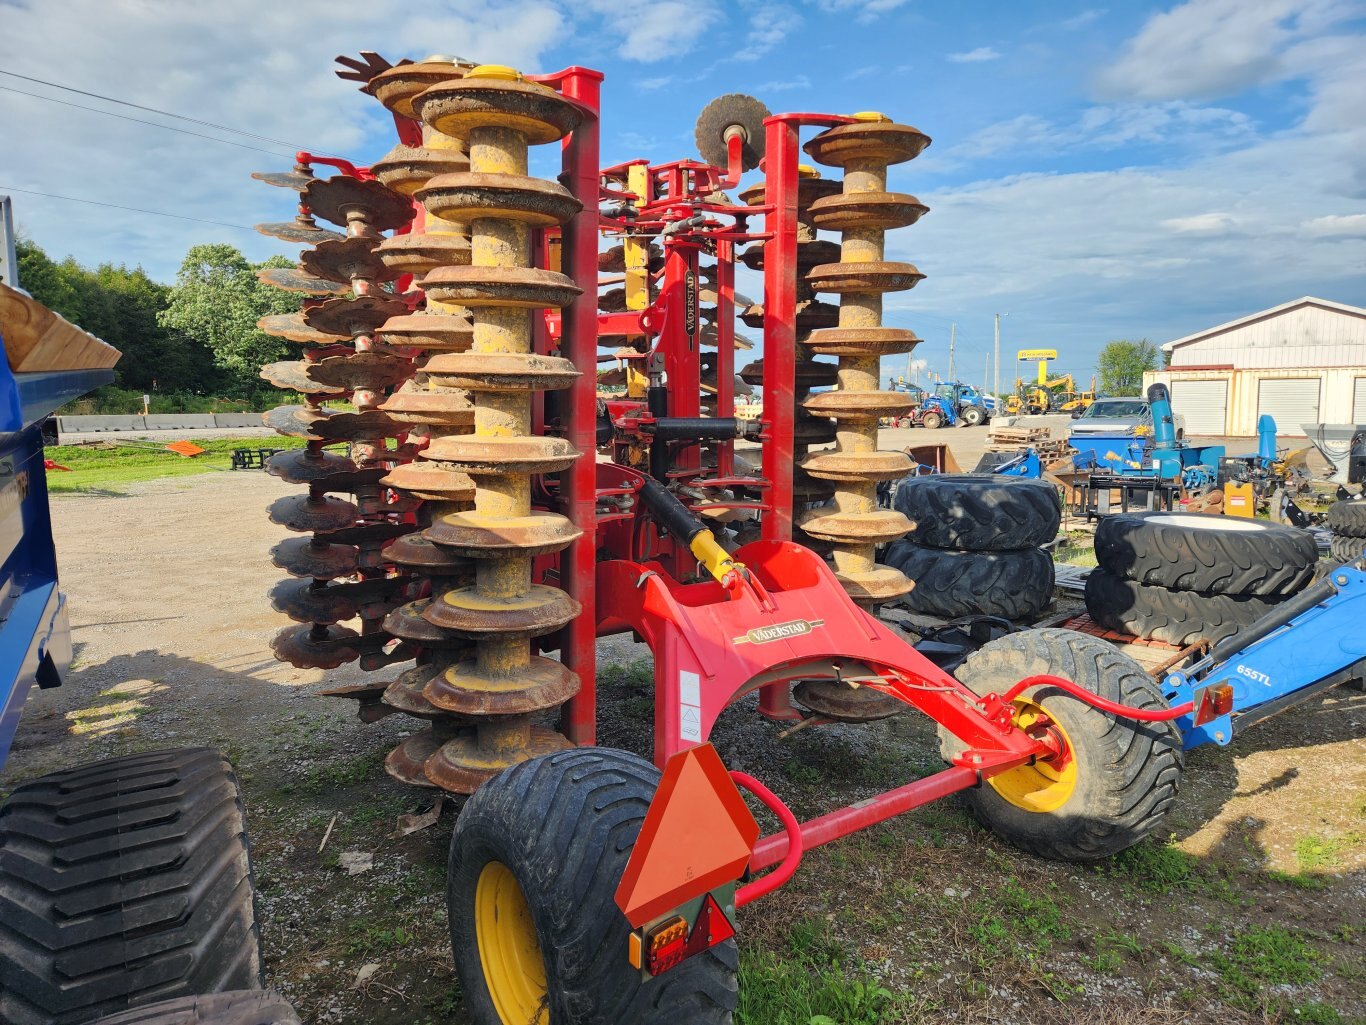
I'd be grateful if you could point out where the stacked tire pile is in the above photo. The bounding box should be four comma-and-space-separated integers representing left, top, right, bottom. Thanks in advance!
884, 474, 1061, 621
1326, 499, 1366, 564
1086, 512, 1318, 647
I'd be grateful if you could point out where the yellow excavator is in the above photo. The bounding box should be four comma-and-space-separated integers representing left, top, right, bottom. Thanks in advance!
1004, 348, 1096, 414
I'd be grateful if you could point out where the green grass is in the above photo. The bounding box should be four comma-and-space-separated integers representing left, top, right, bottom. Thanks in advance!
736, 920, 899, 1025
47, 435, 308, 494
1207, 925, 1322, 996
1294, 833, 1362, 874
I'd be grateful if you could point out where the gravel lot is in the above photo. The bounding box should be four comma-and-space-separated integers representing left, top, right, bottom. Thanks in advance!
2, 427, 1362, 1025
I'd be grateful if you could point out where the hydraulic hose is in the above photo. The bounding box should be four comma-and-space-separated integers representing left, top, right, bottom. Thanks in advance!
1000, 674, 1194, 721
636, 478, 739, 588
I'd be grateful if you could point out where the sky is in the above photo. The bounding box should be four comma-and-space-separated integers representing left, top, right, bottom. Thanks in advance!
2, 0, 1364, 387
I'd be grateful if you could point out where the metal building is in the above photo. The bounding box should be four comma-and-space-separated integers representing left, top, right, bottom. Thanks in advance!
1144, 296, 1366, 437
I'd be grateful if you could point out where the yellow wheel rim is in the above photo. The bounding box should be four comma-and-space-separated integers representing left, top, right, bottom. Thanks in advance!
475, 861, 548, 1025
988, 698, 1078, 813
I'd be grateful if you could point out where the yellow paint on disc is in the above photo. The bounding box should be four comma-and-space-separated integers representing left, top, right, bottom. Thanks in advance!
468, 64, 523, 81
988, 698, 1078, 813
476, 861, 548, 1024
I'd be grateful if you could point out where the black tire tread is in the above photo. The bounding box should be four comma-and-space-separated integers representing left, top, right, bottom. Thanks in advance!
1084, 568, 1277, 646
884, 541, 1054, 621
1329, 534, 1366, 563
449, 748, 735, 1025
0, 748, 261, 1025
946, 628, 1184, 861
1326, 500, 1366, 538
85, 991, 300, 1025
894, 474, 1061, 550
1094, 511, 1317, 596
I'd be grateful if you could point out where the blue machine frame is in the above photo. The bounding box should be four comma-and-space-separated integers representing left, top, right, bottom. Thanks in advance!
1161, 564, 1366, 749
0, 330, 112, 769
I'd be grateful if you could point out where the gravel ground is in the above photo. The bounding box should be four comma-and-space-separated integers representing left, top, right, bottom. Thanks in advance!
2, 434, 1363, 1025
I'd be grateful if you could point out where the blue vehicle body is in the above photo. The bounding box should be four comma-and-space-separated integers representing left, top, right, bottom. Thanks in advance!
1161, 564, 1366, 749
0, 332, 111, 770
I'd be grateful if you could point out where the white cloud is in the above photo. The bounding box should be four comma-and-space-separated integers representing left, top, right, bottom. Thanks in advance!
754, 75, 813, 93
0, 0, 568, 279
1095, 0, 1357, 102
809, 0, 909, 23
1303, 213, 1366, 237
733, 4, 801, 62
1060, 9, 1105, 30
934, 101, 1254, 168
583, 0, 722, 61
948, 47, 1002, 63
1160, 213, 1241, 235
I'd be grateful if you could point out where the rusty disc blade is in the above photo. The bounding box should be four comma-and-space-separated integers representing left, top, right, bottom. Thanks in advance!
309, 408, 401, 442
266, 447, 357, 484
256, 220, 344, 245
304, 176, 414, 233
252, 169, 314, 191
269, 576, 405, 624
257, 312, 351, 345
315, 522, 416, 547
300, 236, 400, 285
268, 492, 359, 533
385, 731, 443, 787
423, 726, 575, 796
271, 622, 360, 670
256, 267, 350, 295
259, 360, 345, 395
306, 351, 413, 391
792, 679, 904, 723
265, 404, 324, 439
304, 294, 409, 338
271, 535, 360, 578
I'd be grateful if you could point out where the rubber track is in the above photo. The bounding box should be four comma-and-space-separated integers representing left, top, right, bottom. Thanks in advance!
87, 991, 300, 1025
449, 749, 736, 1024
1326, 500, 1366, 538
883, 541, 1054, 621
0, 749, 261, 1025
1094, 511, 1316, 596
894, 474, 1061, 550
1084, 568, 1278, 647
1329, 534, 1366, 563
948, 628, 1184, 861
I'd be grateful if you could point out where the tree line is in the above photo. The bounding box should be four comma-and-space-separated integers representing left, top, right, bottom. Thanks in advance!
13, 239, 297, 412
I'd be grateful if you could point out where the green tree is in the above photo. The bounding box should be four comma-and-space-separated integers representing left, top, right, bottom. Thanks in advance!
14, 238, 211, 393
1097, 338, 1160, 396
159, 243, 297, 400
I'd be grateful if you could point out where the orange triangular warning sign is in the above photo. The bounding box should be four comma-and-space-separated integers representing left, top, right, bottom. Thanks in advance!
615, 744, 760, 929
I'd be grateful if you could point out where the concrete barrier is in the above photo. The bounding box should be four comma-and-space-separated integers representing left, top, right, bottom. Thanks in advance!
57, 413, 269, 433
57, 415, 147, 433
214, 413, 266, 428
143, 413, 219, 430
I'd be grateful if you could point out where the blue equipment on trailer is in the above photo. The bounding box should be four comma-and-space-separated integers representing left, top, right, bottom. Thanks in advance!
1157, 562, 1366, 749
0, 338, 111, 769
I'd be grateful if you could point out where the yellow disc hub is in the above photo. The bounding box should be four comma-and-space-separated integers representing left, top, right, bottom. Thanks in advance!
475, 861, 548, 1024
988, 698, 1078, 813
468, 64, 523, 81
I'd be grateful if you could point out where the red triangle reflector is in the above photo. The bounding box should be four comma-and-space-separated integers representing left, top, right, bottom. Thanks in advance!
615, 744, 759, 929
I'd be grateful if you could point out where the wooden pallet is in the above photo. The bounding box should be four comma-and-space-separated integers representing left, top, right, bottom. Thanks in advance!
987, 425, 1051, 444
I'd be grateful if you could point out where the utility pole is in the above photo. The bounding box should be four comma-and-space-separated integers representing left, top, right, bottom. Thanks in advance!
0, 196, 17, 288
993, 312, 1008, 409
947, 322, 956, 382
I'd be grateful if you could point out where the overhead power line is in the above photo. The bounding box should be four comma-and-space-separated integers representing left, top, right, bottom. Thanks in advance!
0, 184, 255, 231
0, 85, 293, 157
0, 67, 335, 156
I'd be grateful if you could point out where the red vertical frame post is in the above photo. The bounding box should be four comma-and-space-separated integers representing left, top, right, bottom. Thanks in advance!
556, 67, 603, 746
760, 117, 799, 542
716, 238, 735, 478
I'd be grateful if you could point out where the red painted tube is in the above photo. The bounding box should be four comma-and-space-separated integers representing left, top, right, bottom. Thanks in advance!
1001, 674, 1194, 721
732, 773, 803, 908
556, 68, 604, 746
748, 765, 982, 874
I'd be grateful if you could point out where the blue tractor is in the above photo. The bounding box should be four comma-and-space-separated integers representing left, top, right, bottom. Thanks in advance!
933, 380, 991, 426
